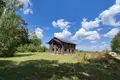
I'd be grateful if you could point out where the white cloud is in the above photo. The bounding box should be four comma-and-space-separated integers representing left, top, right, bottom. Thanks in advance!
102, 42, 106, 44
91, 41, 96, 43
116, 0, 120, 5
71, 14, 100, 41
77, 43, 110, 51
19, 0, 33, 14
104, 28, 119, 38
72, 0, 120, 42
71, 28, 100, 41
35, 28, 43, 39
52, 19, 70, 30
82, 18, 100, 30
99, 43, 111, 50
54, 29, 71, 39
24, 8, 33, 14
76, 45, 97, 51
97, 28, 102, 31
43, 27, 50, 30
99, 3, 120, 26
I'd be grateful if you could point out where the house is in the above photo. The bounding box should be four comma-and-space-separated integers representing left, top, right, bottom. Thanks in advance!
48, 37, 76, 54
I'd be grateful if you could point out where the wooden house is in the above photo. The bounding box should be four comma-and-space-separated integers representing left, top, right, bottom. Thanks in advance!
48, 37, 76, 54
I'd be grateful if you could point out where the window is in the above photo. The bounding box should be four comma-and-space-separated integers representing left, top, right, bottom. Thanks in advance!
52, 49, 54, 51
69, 49, 71, 52
65, 49, 67, 51
64, 44, 68, 48
72, 49, 74, 53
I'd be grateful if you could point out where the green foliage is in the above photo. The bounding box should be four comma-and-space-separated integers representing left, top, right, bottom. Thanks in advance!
0, 53, 120, 80
111, 32, 120, 54
17, 32, 48, 53
17, 44, 48, 53
29, 32, 42, 46
0, 0, 5, 17
0, 0, 28, 57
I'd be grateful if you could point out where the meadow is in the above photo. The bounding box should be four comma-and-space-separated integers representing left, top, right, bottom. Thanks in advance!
0, 52, 120, 80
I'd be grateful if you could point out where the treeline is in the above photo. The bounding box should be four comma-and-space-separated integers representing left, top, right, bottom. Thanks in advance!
0, 0, 48, 57
17, 32, 48, 53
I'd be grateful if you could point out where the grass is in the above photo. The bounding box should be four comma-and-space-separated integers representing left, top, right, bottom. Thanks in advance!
0, 52, 86, 63
0, 52, 120, 80
116, 55, 120, 59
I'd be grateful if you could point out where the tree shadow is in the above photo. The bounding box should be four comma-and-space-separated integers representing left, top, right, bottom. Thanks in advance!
14, 54, 34, 57
0, 58, 120, 80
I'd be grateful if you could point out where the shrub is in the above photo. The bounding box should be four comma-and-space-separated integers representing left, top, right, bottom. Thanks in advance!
17, 44, 48, 53
0, 0, 28, 57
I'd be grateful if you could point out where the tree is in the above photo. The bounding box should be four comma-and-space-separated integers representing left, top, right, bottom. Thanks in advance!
111, 32, 120, 54
0, 0, 28, 57
16, 32, 46, 53
29, 32, 42, 46
0, 0, 5, 17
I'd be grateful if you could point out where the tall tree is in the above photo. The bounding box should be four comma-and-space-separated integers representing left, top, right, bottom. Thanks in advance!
29, 32, 42, 46
111, 32, 120, 54
0, 0, 28, 57
0, 0, 5, 17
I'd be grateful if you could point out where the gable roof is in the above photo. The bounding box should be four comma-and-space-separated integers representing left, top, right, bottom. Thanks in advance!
48, 37, 76, 45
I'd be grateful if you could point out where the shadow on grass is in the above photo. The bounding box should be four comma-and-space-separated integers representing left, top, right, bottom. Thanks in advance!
14, 53, 34, 57
0, 59, 120, 80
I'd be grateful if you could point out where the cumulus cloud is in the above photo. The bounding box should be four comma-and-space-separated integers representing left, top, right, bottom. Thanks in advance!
72, 28, 100, 41
91, 41, 96, 43
35, 28, 43, 39
97, 28, 102, 31
116, 0, 120, 5
72, 0, 120, 42
43, 27, 50, 30
82, 18, 100, 30
76, 44, 110, 51
104, 28, 119, 38
19, 0, 33, 14
52, 19, 70, 30
102, 42, 106, 44
23, 8, 33, 14
99, 1, 120, 26
71, 16, 101, 41
71, 17, 100, 41
54, 29, 71, 39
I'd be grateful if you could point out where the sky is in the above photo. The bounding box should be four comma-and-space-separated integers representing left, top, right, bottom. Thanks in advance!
18, 0, 120, 51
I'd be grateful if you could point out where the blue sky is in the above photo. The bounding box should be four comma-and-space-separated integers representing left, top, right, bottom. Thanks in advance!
18, 0, 120, 51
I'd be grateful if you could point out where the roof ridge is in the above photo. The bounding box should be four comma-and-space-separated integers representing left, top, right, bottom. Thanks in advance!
54, 37, 76, 45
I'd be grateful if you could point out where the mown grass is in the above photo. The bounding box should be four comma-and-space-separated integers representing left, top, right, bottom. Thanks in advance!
0, 52, 87, 63
116, 55, 120, 59
0, 52, 120, 80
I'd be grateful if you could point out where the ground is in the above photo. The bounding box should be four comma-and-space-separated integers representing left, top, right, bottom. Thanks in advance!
116, 55, 120, 59
0, 52, 120, 80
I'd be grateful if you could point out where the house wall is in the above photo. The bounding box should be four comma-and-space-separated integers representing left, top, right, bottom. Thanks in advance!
62, 43, 75, 54
49, 40, 76, 54
49, 42, 76, 54
49, 41, 63, 54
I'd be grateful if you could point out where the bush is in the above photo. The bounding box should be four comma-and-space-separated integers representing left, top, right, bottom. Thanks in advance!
0, 1, 28, 57
17, 44, 48, 53
0, 46, 16, 57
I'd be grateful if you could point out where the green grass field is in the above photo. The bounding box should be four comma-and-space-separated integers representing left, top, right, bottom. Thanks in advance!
0, 52, 120, 80
0, 52, 85, 63
116, 55, 120, 59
